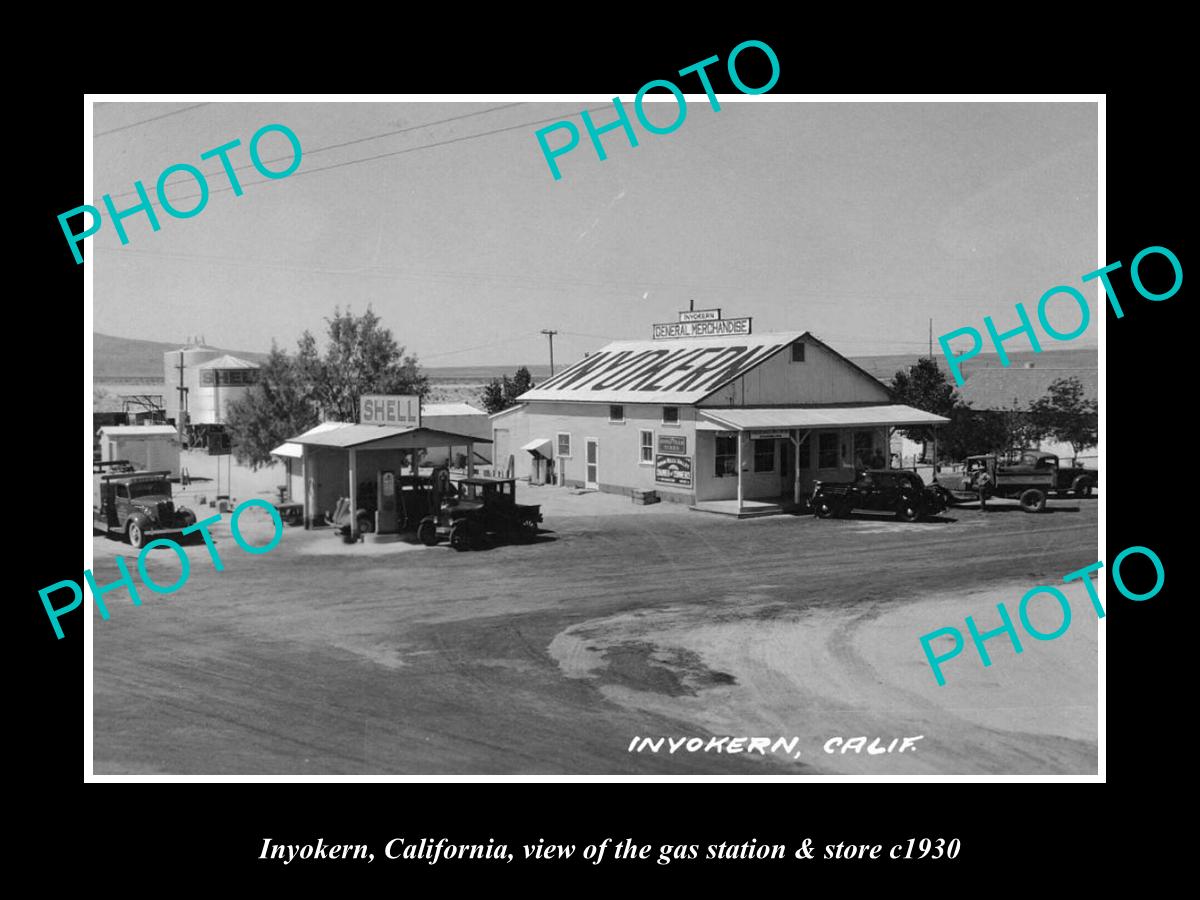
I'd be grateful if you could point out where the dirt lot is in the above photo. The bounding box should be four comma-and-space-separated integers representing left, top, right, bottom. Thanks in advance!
91, 486, 1099, 775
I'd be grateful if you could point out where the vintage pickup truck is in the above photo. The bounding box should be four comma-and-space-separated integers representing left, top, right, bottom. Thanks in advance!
93, 462, 198, 549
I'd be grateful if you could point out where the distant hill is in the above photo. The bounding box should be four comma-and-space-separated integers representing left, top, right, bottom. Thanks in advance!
850, 346, 1097, 381
94, 333, 270, 380
94, 332, 1096, 390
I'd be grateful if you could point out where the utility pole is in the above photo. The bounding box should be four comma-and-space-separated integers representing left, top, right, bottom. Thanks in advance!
541, 329, 558, 376
176, 352, 189, 446
928, 318, 933, 359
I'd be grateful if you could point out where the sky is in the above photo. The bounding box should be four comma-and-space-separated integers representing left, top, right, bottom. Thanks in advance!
92, 99, 1098, 368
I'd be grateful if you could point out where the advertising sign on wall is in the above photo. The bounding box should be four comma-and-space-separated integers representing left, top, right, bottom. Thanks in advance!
679, 308, 721, 322
655, 454, 693, 487
658, 435, 687, 455
652, 317, 752, 340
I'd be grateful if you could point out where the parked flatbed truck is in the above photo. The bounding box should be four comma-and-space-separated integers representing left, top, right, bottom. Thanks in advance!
93, 462, 198, 549
935, 450, 1057, 513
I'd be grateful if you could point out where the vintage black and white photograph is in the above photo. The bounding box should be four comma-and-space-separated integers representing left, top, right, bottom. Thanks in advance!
85, 96, 1100, 776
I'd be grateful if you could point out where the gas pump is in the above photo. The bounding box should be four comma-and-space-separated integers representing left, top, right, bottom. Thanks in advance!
376, 470, 398, 534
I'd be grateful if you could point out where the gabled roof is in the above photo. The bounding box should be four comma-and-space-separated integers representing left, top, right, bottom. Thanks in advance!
271, 421, 343, 458
958, 367, 1097, 411
285, 422, 492, 450
517, 331, 804, 404
421, 402, 486, 417
196, 354, 260, 369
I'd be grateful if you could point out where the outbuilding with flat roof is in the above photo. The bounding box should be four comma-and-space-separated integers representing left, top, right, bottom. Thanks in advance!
96, 425, 182, 477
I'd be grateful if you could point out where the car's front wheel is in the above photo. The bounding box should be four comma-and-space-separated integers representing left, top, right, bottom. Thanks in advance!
896, 500, 920, 522
813, 498, 835, 519
126, 520, 146, 550
1074, 479, 1093, 498
417, 520, 439, 546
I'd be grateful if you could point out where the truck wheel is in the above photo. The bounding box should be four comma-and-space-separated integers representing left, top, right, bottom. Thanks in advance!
126, 521, 146, 550
1075, 480, 1093, 498
1019, 489, 1047, 513
417, 520, 439, 546
896, 501, 920, 522
468, 522, 487, 550
814, 498, 835, 519
519, 518, 538, 542
449, 523, 470, 551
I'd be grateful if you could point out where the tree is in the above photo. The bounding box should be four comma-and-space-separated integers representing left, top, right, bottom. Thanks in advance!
998, 398, 1050, 451
509, 366, 534, 399
1029, 376, 1098, 459
479, 366, 536, 414
937, 405, 1009, 461
890, 357, 958, 460
296, 306, 429, 423
226, 307, 430, 468
225, 344, 319, 469
480, 379, 507, 414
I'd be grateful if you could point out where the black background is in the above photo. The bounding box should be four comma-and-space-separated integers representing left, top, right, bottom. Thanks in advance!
20, 23, 1186, 887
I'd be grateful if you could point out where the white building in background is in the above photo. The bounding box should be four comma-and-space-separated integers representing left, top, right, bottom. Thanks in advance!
97, 425, 182, 476
162, 342, 260, 431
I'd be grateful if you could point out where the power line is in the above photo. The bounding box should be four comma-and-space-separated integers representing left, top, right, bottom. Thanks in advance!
420, 334, 544, 360
105, 103, 526, 203
142, 105, 615, 206
95, 103, 209, 137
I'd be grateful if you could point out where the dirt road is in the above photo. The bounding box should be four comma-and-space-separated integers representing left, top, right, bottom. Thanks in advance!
91, 491, 1099, 774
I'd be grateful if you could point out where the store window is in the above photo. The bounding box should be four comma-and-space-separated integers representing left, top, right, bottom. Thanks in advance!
609, 405, 624, 423
639, 430, 653, 463
662, 406, 680, 425
818, 432, 840, 469
854, 430, 877, 469
715, 434, 738, 476
557, 432, 572, 457
754, 439, 774, 472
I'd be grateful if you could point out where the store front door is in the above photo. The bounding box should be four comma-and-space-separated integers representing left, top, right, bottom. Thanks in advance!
585, 439, 599, 489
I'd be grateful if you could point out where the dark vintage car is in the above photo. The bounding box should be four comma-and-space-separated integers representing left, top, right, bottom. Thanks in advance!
93, 465, 197, 549
811, 469, 947, 522
417, 477, 542, 550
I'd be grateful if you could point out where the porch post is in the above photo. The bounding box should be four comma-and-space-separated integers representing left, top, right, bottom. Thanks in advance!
467, 442, 475, 477
348, 447, 358, 539
791, 429, 801, 506
302, 446, 310, 529
932, 427, 939, 482
736, 431, 744, 512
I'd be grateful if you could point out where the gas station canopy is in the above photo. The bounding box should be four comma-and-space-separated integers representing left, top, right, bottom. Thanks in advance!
288, 423, 492, 450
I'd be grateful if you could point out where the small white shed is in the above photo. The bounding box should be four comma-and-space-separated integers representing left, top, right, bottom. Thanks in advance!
97, 425, 181, 476
421, 403, 492, 465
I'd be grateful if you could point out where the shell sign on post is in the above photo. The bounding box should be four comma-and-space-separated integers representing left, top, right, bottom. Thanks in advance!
360, 394, 421, 427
